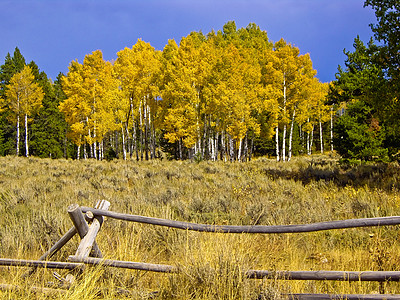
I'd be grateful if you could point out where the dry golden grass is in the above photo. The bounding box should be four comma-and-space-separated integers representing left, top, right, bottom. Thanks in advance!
0, 155, 400, 299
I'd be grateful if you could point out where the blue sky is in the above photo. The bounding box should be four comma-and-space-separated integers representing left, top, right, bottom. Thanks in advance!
1, 0, 376, 83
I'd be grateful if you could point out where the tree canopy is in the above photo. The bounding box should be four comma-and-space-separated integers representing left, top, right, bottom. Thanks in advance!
0, 22, 334, 161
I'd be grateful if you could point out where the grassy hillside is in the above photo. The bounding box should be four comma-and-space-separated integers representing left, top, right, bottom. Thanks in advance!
1, 155, 400, 299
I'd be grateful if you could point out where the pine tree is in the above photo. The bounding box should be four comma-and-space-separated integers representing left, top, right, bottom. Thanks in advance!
29, 64, 69, 158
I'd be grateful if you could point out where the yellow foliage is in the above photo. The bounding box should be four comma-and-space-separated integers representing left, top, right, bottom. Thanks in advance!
60, 50, 122, 147
5, 65, 44, 121
57, 25, 326, 158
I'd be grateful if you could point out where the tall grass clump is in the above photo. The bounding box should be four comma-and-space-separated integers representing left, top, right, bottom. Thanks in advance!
1, 155, 400, 298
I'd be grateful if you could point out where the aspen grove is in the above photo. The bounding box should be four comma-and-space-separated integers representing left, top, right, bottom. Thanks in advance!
1, 22, 331, 161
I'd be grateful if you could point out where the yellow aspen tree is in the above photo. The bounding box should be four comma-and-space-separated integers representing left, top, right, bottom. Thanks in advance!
313, 81, 330, 154
60, 60, 91, 159
3, 65, 44, 157
61, 51, 119, 160
115, 39, 162, 160
238, 24, 276, 161
265, 39, 317, 161
94, 60, 121, 159
219, 23, 278, 160
177, 33, 207, 157
297, 78, 329, 155
81, 50, 114, 159
59, 60, 89, 159
207, 41, 260, 161
259, 57, 281, 153
287, 53, 316, 161
200, 33, 220, 160
263, 47, 287, 161
160, 39, 187, 159
114, 46, 136, 160
225, 45, 261, 161
161, 33, 208, 158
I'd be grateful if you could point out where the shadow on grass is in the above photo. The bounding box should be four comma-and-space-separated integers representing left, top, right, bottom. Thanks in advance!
263, 159, 400, 191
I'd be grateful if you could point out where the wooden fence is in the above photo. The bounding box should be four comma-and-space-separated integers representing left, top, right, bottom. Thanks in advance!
2, 200, 400, 299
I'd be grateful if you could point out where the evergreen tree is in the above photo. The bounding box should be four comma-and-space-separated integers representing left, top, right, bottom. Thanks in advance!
365, 0, 400, 80
29, 65, 69, 158
333, 99, 387, 161
329, 37, 389, 160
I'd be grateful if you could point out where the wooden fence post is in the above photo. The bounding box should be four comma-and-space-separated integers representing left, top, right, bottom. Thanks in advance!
73, 200, 110, 260
67, 203, 103, 258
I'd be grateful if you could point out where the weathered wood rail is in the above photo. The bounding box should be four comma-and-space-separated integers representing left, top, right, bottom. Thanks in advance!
2, 200, 400, 299
80, 207, 400, 233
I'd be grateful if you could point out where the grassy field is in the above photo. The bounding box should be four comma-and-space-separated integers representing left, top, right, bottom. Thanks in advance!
1, 155, 400, 299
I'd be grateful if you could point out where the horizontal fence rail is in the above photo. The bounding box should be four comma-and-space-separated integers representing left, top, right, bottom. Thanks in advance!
0, 258, 83, 270
66, 255, 400, 282
80, 207, 400, 233
3, 202, 400, 299
246, 270, 400, 281
5, 256, 400, 283
68, 256, 176, 273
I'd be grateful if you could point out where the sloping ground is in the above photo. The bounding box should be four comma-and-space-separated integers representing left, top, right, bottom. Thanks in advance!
0, 155, 400, 299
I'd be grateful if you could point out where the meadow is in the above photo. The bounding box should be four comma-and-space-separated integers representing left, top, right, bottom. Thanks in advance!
1, 155, 400, 299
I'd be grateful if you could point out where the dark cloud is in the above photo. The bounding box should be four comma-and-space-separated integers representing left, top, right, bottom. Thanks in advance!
1, 0, 376, 82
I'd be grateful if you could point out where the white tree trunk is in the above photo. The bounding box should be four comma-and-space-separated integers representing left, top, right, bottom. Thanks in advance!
319, 119, 323, 154
16, 114, 20, 156
130, 100, 139, 161
93, 123, 97, 160
229, 134, 234, 161
178, 138, 183, 160
282, 124, 287, 161
275, 126, 280, 161
139, 99, 143, 160
121, 125, 127, 160
309, 125, 314, 155
203, 116, 207, 158
25, 113, 29, 157
306, 118, 311, 155
221, 131, 226, 161
86, 117, 92, 158
99, 140, 103, 160
237, 138, 242, 161
330, 106, 334, 152
144, 102, 148, 160
77, 145, 81, 160
288, 109, 296, 162
281, 76, 287, 161
215, 132, 219, 161
243, 134, 248, 162
210, 134, 214, 161
147, 104, 152, 160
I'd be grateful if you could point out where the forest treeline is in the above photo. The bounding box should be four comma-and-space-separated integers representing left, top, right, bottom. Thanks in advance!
0, 22, 332, 161
1, 0, 400, 162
